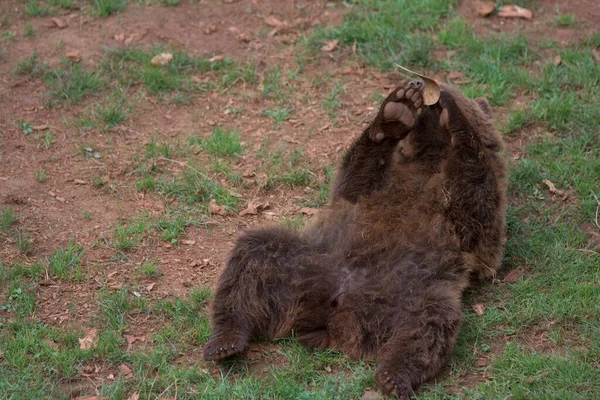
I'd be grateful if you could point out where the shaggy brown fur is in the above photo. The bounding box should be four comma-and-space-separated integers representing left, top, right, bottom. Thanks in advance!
203, 80, 507, 398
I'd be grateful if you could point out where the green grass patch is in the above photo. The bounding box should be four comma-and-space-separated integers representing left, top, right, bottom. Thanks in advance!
102, 47, 256, 95
1, 206, 18, 231
197, 125, 243, 157
92, 0, 128, 16
43, 61, 102, 105
112, 216, 150, 251
308, 0, 456, 71
47, 241, 85, 280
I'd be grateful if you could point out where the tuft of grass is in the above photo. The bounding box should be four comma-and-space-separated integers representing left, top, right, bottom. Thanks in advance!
112, 217, 149, 251
552, 14, 576, 27
24, 23, 35, 38
322, 81, 344, 119
156, 215, 187, 244
135, 175, 156, 192
24, 0, 51, 17
34, 169, 47, 182
263, 105, 292, 127
12, 230, 33, 255
198, 125, 243, 157
92, 0, 128, 16
44, 62, 102, 105
137, 260, 160, 278
95, 89, 128, 131
48, 241, 85, 280
1, 30, 16, 41
1, 206, 18, 231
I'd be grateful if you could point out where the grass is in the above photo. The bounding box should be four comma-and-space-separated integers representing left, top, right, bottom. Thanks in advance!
44, 61, 103, 105
1, 206, 18, 231
48, 241, 85, 280
34, 169, 47, 182
262, 105, 292, 127
95, 89, 128, 131
1, 1, 599, 399
102, 47, 256, 95
92, 0, 128, 16
112, 216, 149, 251
198, 125, 243, 157
552, 14, 576, 27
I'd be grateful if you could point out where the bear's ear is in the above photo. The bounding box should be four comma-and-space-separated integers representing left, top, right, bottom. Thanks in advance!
475, 98, 493, 118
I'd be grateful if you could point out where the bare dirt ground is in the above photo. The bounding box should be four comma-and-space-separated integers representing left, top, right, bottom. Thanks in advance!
0, 0, 598, 395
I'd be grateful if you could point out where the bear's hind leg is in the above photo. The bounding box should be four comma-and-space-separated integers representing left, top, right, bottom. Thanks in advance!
374, 290, 462, 398
204, 227, 320, 361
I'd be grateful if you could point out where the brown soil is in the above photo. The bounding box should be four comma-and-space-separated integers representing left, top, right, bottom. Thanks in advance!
0, 0, 595, 394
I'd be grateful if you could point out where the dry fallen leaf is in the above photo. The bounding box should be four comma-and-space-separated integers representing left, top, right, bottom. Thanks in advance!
553, 55, 562, 66
52, 17, 67, 29
300, 207, 318, 216
239, 198, 270, 216
151, 53, 173, 66
118, 363, 133, 376
204, 24, 217, 35
74, 179, 87, 185
78, 328, 98, 350
497, 5, 533, 20
503, 268, 524, 283
592, 48, 600, 63
124, 334, 146, 351
126, 393, 140, 400
66, 51, 81, 63
394, 64, 441, 105
145, 282, 156, 291
320, 39, 339, 52
209, 199, 227, 215
472, 304, 486, 315
474, 1, 496, 17
264, 16, 285, 28
209, 55, 225, 63
542, 179, 568, 201
477, 358, 488, 367
114, 32, 125, 42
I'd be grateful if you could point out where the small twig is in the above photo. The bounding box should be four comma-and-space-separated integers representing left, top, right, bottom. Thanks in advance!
156, 380, 176, 399
591, 191, 600, 230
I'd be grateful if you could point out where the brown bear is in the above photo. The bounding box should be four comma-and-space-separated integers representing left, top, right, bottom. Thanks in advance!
203, 80, 507, 398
